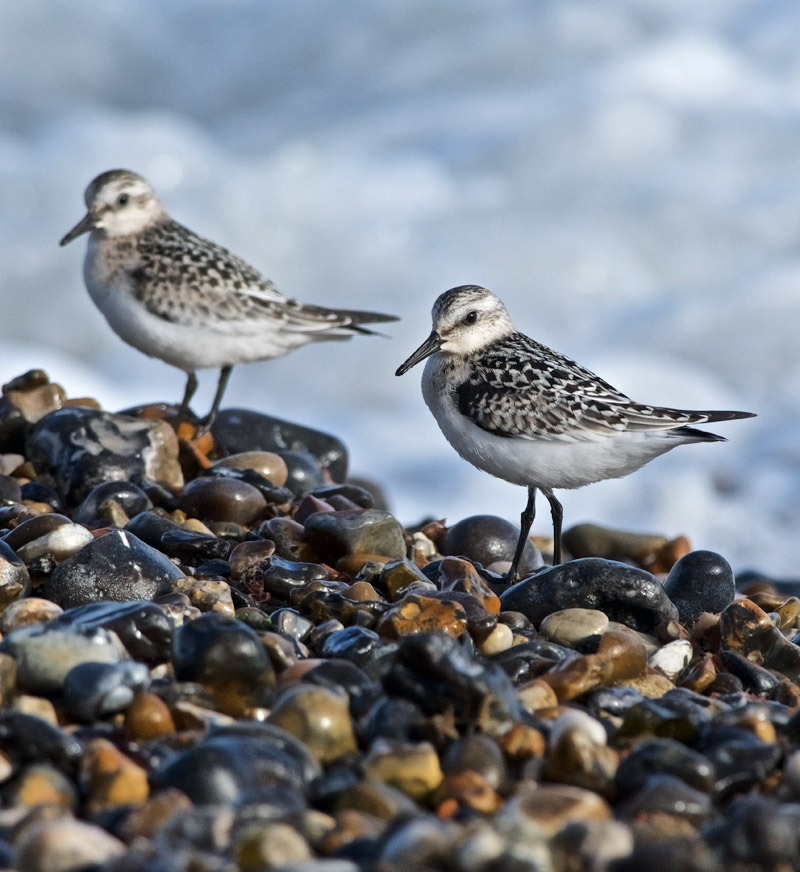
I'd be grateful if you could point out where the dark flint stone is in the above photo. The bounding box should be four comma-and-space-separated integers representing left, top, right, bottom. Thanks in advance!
491, 638, 575, 684
695, 727, 782, 797
210, 721, 321, 785
159, 528, 234, 563
615, 738, 715, 797
366, 697, 432, 745
54, 600, 173, 664
204, 465, 293, 505
663, 550, 735, 622
271, 608, 315, 642
19, 481, 62, 511
0, 539, 30, 593
440, 514, 539, 575
298, 588, 388, 628
719, 600, 800, 681
0, 711, 83, 772
40, 529, 182, 609
73, 481, 152, 526
311, 483, 375, 509
0, 475, 22, 504
737, 569, 800, 598
706, 672, 744, 695
500, 558, 678, 633
608, 841, 719, 872
26, 407, 176, 504
0, 395, 28, 453
319, 626, 399, 680
617, 773, 712, 823
193, 559, 232, 579
618, 698, 698, 743
384, 632, 520, 724
63, 660, 150, 722
212, 408, 348, 482
172, 612, 274, 686
304, 509, 406, 560
584, 685, 645, 722
247, 555, 329, 600
276, 450, 327, 498
706, 794, 800, 870
718, 649, 781, 697
125, 510, 180, 548
150, 733, 314, 805
297, 659, 382, 717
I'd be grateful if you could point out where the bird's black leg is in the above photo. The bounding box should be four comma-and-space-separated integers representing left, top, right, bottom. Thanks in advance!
507, 486, 537, 583
199, 365, 233, 433
177, 371, 199, 423
541, 487, 563, 565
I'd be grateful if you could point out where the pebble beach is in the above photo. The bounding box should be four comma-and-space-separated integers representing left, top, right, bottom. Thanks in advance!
0, 369, 794, 872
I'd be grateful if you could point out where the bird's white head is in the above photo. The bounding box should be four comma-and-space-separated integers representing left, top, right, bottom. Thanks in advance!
60, 169, 166, 246
396, 285, 516, 375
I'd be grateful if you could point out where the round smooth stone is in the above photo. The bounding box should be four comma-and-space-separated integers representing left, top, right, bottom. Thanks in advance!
267, 684, 357, 764
16, 523, 94, 564
124, 692, 176, 741
663, 550, 735, 622
0, 597, 62, 634
63, 661, 150, 722
73, 480, 152, 526
540, 608, 609, 648
1, 624, 126, 695
212, 451, 288, 487
179, 477, 267, 525
13, 818, 125, 872
440, 515, 541, 576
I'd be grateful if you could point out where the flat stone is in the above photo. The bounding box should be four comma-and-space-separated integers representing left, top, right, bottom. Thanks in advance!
500, 558, 678, 633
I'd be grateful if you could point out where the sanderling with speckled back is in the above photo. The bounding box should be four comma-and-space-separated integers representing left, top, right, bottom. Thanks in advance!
396, 284, 754, 581
61, 169, 397, 430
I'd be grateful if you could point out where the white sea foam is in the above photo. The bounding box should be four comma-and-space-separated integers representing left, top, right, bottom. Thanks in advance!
0, 1, 796, 572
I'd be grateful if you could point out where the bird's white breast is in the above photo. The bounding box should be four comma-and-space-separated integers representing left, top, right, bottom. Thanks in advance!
421, 354, 684, 490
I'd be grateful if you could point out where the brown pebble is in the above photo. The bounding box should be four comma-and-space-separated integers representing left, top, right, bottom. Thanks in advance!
438, 557, 501, 615
173, 578, 235, 615
434, 771, 502, 815
267, 684, 357, 764
11, 763, 77, 811
124, 692, 176, 741
179, 476, 267, 525
376, 594, 468, 639
81, 738, 149, 813
344, 581, 383, 602
363, 740, 444, 800
212, 450, 288, 487
118, 788, 192, 841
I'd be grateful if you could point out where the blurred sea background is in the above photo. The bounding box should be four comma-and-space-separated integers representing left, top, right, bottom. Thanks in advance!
1, 1, 798, 573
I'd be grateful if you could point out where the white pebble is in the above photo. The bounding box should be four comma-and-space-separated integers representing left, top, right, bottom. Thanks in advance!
648, 639, 693, 680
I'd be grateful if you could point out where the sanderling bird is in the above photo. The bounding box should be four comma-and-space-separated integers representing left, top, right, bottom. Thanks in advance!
396, 285, 754, 581
60, 169, 397, 430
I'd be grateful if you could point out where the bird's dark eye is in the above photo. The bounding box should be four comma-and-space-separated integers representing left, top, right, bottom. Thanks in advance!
464, 310, 478, 325
117, 193, 130, 207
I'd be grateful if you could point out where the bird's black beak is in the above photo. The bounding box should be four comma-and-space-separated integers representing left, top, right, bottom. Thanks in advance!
396, 331, 442, 376
59, 212, 97, 246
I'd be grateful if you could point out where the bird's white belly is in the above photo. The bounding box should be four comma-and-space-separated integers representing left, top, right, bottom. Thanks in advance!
84, 253, 303, 371
421, 358, 679, 490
